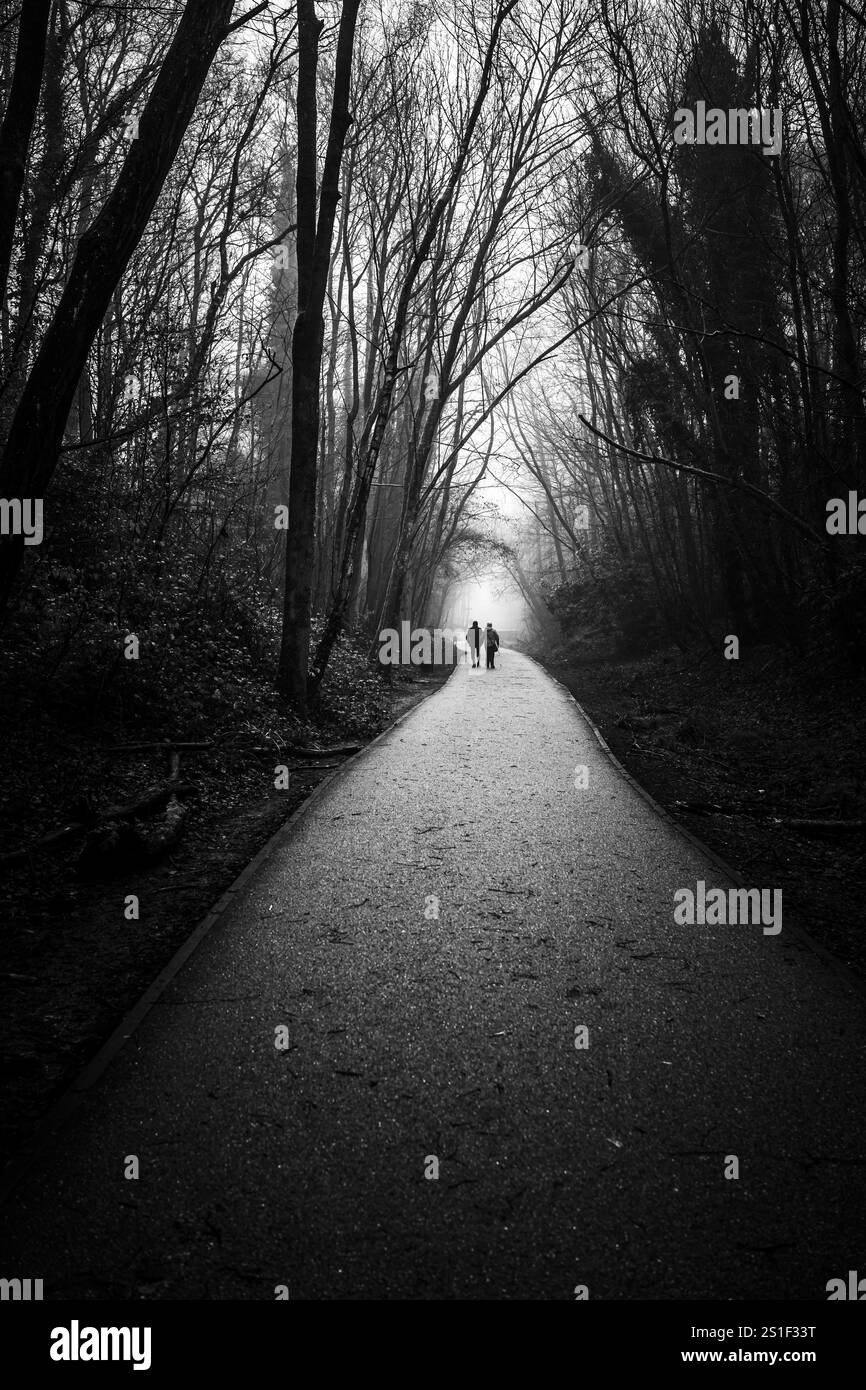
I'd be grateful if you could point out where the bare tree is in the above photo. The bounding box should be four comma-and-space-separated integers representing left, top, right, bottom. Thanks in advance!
277, 0, 360, 706
0, 0, 261, 618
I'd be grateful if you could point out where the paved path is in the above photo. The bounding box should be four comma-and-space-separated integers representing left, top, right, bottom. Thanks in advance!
2, 652, 865, 1299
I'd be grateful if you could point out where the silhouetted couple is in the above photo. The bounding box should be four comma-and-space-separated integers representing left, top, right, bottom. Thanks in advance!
466, 620, 500, 669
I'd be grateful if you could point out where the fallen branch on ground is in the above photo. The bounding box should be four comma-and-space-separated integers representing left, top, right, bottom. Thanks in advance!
105, 741, 213, 753
77, 795, 191, 880
773, 818, 866, 836
238, 743, 362, 758
106, 739, 362, 759
0, 781, 198, 867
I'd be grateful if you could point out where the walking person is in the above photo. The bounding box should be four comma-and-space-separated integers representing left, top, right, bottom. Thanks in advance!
466, 619, 483, 668
485, 622, 500, 668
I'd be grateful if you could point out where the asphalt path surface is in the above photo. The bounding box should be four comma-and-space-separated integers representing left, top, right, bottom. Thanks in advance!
2, 651, 864, 1299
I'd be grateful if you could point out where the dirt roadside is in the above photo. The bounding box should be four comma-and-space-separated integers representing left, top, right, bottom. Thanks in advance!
544, 646, 866, 984
0, 666, 452, 1173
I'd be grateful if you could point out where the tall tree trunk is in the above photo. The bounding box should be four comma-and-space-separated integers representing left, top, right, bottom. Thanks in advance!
277, 0, 360, 706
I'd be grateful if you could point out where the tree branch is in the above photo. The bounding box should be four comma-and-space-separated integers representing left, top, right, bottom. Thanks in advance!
577, 415, 825, 545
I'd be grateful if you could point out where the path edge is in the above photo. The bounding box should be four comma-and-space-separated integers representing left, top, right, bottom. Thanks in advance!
0, 668, 457, 1207
526, 653, 866, 998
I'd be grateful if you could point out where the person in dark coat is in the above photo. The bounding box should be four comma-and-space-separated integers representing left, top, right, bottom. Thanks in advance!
485, 622, 500, 668
466, 619, 483, 668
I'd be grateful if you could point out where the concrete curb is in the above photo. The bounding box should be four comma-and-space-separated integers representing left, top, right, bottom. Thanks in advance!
526, 653, 865, 997
0, 667, 458, 1207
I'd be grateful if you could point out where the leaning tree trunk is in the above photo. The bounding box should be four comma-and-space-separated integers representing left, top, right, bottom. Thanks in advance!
0, 0, 239, 621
